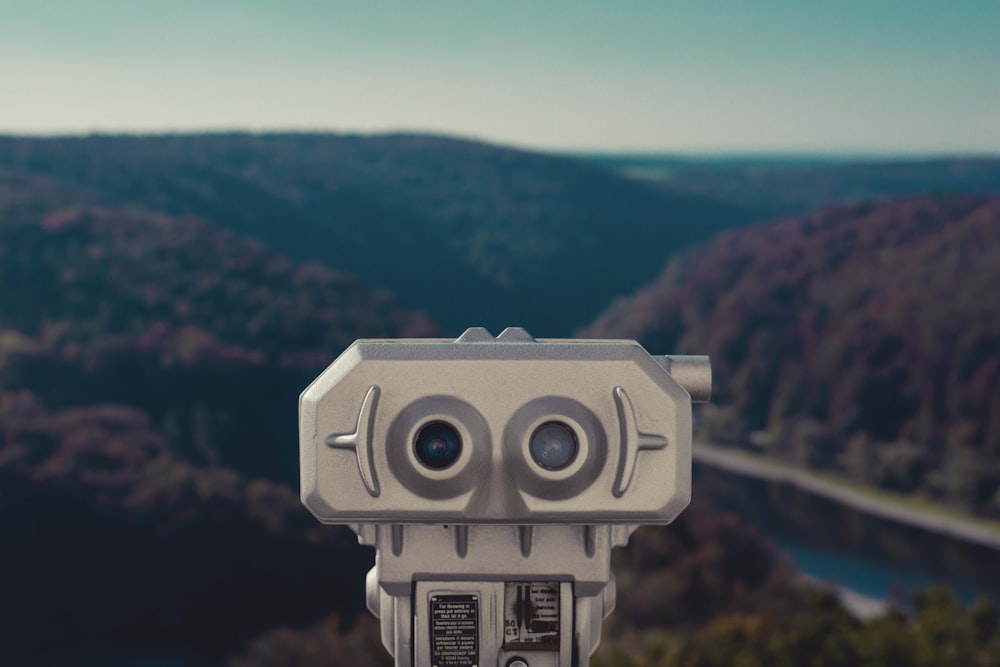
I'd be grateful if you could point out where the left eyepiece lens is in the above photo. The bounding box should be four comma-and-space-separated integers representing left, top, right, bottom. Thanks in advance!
414, 421, 462, 469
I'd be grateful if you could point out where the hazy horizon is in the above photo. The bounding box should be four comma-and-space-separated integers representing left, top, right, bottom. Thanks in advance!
2, 130, 998, 161
2, 1, 998, 154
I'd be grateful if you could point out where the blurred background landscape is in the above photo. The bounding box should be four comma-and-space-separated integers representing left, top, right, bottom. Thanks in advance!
1, 2, 999, 666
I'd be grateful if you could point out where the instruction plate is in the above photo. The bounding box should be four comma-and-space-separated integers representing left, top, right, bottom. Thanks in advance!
430, 594, 479, 667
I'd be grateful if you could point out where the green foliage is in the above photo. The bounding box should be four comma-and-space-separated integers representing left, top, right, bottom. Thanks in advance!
228, 615, 393, 667
594, 587, 1000, 667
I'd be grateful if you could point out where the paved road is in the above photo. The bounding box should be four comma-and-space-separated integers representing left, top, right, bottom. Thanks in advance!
693, 442, 1000, 552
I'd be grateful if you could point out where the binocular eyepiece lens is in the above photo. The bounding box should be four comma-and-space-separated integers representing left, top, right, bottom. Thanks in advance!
414, 421, 462, 469
529, 421, 578, 470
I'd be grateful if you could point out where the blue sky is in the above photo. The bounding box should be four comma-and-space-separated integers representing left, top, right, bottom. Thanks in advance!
1, 1, 997, 153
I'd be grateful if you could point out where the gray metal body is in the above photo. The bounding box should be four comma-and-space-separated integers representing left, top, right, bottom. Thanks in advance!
300, 327, 710, 667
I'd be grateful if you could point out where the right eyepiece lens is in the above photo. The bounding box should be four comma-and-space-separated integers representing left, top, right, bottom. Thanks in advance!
529, 421, 578, 470
414, 421, 462, 469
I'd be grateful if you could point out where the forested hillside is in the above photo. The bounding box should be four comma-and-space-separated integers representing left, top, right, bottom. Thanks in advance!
3, 135, 999, 665
585, 195, 1000, 518
0, 188, 799, 664
0, 134, 756, 335
0, 201, 436, 481
0, 196, 437, 660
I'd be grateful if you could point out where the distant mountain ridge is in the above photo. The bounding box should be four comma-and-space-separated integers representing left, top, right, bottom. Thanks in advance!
593, 154, 1000, 221
0, 133, 758, 336
584, 195, 1000, 518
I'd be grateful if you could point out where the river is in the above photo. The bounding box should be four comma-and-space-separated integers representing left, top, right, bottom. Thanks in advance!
693, 443, 1000, 611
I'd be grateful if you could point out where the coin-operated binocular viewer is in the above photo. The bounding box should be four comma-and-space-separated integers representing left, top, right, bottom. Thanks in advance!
300, 327, 710, 667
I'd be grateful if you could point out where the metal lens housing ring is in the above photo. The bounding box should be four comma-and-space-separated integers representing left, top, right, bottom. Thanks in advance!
504, 396, 607, 500
387, 396, 490, 500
